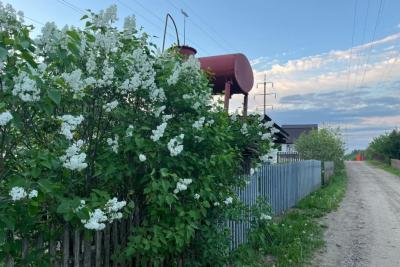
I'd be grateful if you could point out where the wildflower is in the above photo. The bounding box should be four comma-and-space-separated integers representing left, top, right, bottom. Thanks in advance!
103, 100, 118, 112
138, 154, 146, 162
9, 186, 27, 201
167, 134, 184, 156
223, 197, 233, 205
150, 122, 167, 142
28, 189, 38, 199
60, 140, 88, 171
0, 111, 13, 126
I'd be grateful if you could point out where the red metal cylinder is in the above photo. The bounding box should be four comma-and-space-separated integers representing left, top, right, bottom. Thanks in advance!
198, 53, 254, 95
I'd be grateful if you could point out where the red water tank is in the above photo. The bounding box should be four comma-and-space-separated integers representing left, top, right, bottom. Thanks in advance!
198, 53, 254, 95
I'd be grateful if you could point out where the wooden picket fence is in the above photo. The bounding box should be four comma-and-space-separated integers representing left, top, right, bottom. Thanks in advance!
4, 214, 137, 267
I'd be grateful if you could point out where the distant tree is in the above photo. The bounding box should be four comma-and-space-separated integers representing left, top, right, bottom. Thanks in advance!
366, 129, 400, 163
294, 128, 345, 169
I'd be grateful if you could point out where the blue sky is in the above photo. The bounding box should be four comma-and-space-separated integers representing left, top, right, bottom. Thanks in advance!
4, 0, 400, 151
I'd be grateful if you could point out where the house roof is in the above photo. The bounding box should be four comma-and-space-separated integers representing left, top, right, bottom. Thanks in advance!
281, 124, 318, 144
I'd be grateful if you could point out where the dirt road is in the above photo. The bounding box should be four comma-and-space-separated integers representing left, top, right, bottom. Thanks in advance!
313, 161, 400, 267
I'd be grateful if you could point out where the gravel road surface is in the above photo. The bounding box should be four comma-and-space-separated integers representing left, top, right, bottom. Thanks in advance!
313, 161, 400, 267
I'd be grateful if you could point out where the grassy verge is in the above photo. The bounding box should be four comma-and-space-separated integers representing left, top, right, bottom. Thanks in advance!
367, 160, 400, 177
230, 169, 347, 267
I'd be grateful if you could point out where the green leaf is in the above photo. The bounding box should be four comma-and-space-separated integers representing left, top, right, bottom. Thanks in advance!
66, 30, 81, 42
0, 46, 8, 59
48, 89, 61, 106
20, 51, 37, 67
80, 14, 89, 20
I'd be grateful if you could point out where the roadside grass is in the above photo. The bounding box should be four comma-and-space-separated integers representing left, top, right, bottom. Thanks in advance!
230, 169, 347, 267
367, 160, 400, 177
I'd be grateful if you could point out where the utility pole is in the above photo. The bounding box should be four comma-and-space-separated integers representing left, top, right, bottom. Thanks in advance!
181, 9, 188, 45
254, 73, 276, 116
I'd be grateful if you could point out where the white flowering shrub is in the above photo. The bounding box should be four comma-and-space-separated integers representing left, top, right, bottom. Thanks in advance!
0, 2, 276, 265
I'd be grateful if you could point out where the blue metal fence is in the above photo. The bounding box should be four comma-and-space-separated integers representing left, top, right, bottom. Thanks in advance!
229, 160, 322, 249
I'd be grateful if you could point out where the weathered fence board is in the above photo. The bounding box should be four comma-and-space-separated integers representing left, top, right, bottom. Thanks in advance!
323, 161, 334, 185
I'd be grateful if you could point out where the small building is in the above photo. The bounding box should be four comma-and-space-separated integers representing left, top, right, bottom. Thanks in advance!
280, 124, 318, 152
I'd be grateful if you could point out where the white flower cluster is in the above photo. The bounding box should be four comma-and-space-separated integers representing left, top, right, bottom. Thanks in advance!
138, 154, 146, 162
154, 106, 166, 118
0, 2, 24, 31
80, 197, 126, 231
260, 213, 272, 221
103, 100, 119, 112
167, 134, 184, 157
260, 132, 272, 141
93, 5, 117, 28
223, 196, 233, 205
107, 135, 119, 153
173, 178, 192, 194
167, 56, 201, 85
123, 15, 136, 38
194, 193, 200, 200
12, 72, 40, 102
150, 122, 167, 142
104, 197, 126, 223
259, 148, 278, 164
98, 63, 114, 86
60, 140, 88, 171
241, 123, 249, 135
192, 117, 205, 130
59, 114, 84, 140
259, 121, 274, 129
62, 69, 86, 98
126, 125, 134, 137
9, 187, 38, 201
0, 111, 13, 126
182, 89, 211, 110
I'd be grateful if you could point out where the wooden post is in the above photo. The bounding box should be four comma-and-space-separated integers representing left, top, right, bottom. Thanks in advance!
73, 230, 80, 267
63, 225, 70, 267
83, 233, 92, 267
95, 231, 102, 267
224, 81, 231, 111
104, 225, 111, 267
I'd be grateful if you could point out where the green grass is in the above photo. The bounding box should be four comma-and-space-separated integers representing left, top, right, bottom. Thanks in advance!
230, 170, 347, 267
367, 160, 400, 177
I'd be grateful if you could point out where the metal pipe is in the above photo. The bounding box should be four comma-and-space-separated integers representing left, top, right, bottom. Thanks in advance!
162, 13, 180, 52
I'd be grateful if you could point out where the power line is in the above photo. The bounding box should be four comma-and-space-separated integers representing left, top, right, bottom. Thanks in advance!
56, 0, 87, 15
345, 0, 359, 91
117, 0, 210, 54
351, 0, 370, 90
168, 0, 231, 53
358, 0, 385, 88
22, 15, 45, 26
174, 0, 236, 52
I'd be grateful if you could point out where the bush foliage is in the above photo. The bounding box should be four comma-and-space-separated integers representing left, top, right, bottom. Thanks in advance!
294, 128, 345, 169
366, 129, 400, 163
0, 3, 276, 265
